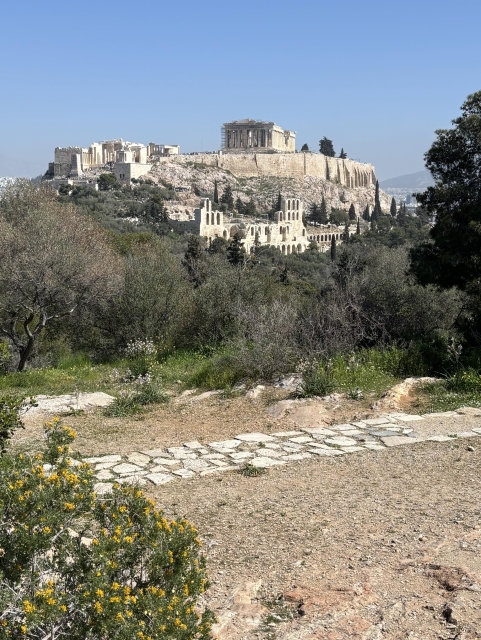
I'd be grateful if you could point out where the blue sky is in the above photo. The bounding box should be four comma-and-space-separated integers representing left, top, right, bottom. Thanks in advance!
1, 0, 480, 180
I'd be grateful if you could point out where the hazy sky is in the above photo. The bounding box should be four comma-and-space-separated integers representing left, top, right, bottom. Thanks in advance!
1, 0, 480, 180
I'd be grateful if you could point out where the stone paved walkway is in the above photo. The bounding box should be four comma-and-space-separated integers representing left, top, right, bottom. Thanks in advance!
87, 409, 481, 494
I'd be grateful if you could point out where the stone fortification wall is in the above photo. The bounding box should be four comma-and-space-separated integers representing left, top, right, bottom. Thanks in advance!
164, 152, 376, 188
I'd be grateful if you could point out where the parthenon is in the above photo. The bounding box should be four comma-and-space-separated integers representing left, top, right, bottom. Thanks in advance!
222, 119, 296, 153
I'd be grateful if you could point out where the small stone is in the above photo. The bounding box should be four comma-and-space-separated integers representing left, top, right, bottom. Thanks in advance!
395, 415, 424, 422
112, 463, 144, 475
146, 473, 174, 486
467, 445, 475, 452
381, 436, 424, 447
289, 436, 313, 444
209, 439, 241, 449
183, 459, 210, 470
308, 448, 344, 457
283, 453, 313, 461
172, 469, 195, 479
201, 453, 226, 460
229, 451, 254, 461
301, 427, 337, 436
235, 432, 275, 443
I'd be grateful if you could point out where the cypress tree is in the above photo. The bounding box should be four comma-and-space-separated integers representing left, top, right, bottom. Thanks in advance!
235, 197, 244, 215
220, 184, 234, 210
343, 221, 350, 241
213, 180, 219, 204
276, 192, 282, 212
356, 219, 360, 235
362, 204, 370, 221
319, 195, 328, 224
330, 235, 336, 261
300, 143, 309, 152
227, 233, 245, 265
348, 203, 356, 221
339, 148, 347, 159
390, 197, 397, 217
371, 179, 382, 221
319, 137, 336, 157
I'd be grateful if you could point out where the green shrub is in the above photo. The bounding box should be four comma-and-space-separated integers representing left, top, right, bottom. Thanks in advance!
105, 381, 169, 417
125, 339, 157, 379
0, 395, 26, 454
296, 360, 335, 398
0, 418, 215, 639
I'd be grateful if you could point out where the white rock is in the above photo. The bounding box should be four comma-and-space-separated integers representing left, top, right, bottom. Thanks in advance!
235, 432, 275, 443
288, 436, 313, 444
271, 430, 303, 437
127, 452, 150, 466
152, 457, 178, 466
117, 476, 147, 486
141, 448, 166, 458
183, 459, 210, 470
183, 441, 204, 449
84, 454, 122, 464
94, 482, 113, 495
283, 453, 313, 461
94, 462, 118, 470
229, 452, 254, 461
172, 469, 195, 479
250, 456, 287, 468
301, 427, 337, 436
381, 436, 424, 447
95, 470, 114, 480
112, 463, 144, 475
324, 437, 358, 447
308, 448, 344, 457
209, 440, 241, 449
146, 473, 174, 486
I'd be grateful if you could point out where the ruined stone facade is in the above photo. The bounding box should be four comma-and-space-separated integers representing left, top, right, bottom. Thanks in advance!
171, 197, 310, 255
222, 120, 296, 153
48, 139, 179, 180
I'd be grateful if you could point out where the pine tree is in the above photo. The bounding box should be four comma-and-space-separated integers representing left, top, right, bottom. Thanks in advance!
339, 148, 347, 159
220, 184, 234, 210
348, 203, 356, 221
279, 265, 289, 285
330, 235, 337, 261
276, 192, 282, 212
356, 219, 360, 235
390, 197, 397, 217
319, 137, 336, 157
213, 180, 219, 204
300, 143, 309, 152
182, 235, 204, 287
227, 233, 245, 265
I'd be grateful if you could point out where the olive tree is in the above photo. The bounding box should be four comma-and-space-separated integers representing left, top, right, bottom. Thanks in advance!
0, 181, 122, 371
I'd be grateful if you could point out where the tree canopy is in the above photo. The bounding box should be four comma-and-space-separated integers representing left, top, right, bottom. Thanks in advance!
319, 137, 336, 157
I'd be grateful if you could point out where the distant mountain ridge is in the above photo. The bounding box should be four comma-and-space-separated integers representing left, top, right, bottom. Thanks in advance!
380, 170, 433, 190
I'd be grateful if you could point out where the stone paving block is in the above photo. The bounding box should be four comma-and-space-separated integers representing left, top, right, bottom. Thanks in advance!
84, 454, 122, 464
201, 453, 227, 460
381, 436, 424, 447
454, 431, 480, 438
422, 412, 456, 419
395, 415, 424, 422
281, 443, 304, 452
209, 459, 230, 467
209, 440, 241, 449
95, 470, 114, 480
209, 447, 237, 454
324, 436, 358, 447
172, 469, 195, 479
200, 466, 238, 476
117, 470, 148, 477
351, 422, 369, 428
127, 452, 151, 466
301, 427, 337, 436
229, 451, 254, 461
94, 482, 113, 495
150, 465, 172, 473
283, 453, 313, 461
428, 435, 453, 442
340, 446, 365, 453
197, 448, 210, 455
370, 430, 400, 437
338, 429, 363, 436
183, 441, 204, 449
362, 418, 392, 426
384, 427, 402, 432
250, 456, 287, 468
263, 442, 281, 449
289, 436, 313, 444
168, 447, 190, 455
94, 462, 118, 470
271, 431, 303, 437
146, 473, 174, 486
183, 459, 211, 470
152, 457, 178, 466
334, 424, 358, 431
141, 449, 166, 458
472, 428, 481, 435
172, 453, 198, 460
307, 442, 331, 449
235, 432, 275, 443
308, 448, 344, 457
254, 449, 286, 458
112, 463, 144, 475
363, 444, 385, 451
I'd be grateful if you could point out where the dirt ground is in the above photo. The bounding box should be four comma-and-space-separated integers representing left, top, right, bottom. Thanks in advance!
13, 388, 481, 639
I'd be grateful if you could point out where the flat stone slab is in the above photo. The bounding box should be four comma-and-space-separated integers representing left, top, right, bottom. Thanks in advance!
200, 466, 238, 476
201, 453, 227, 460
282, 443, 304, 452
289, 436, 313, 444
308, 442, 332, 449
283, 453, 313, 461
250, 456, 287, 468
150, 465, 172, 473
472, 428, 481, 434
235, 432, 275, 443
183, 441, 205, 449
152, 457, 179, 466
183, 459, 210, 470
308, 448, 344, 457
428, 435, 453, 442
263, 442, 281, 449
229, 452, 254, 461
362, 418, 392, 426
141, 448, 166, 458
95, 470, 114, 480
301, 427, 337, 436
363, 443, 385, 451
117, 476, 147, 486
168, 447, 190, 455
254, 449, 285, 458
84, 454, 122, 464
338, 430, 363, 436
334, 424, 359, 431
340, 446, 365, 453
127, 452, 150, 466
381, 436, 424, 447
209, 440, 241, 449
27, 392, 115, 415
370, 430, 401, 437
112, 463, 144, 475
395, 415, 424, 422
94, 482, 113, 495
272, 431, 303, 437
94, 461, 118, 470
324, 437, 358, 447
453, 431, 480, 438
146, 473, 174, 486
209, 459, 230, 467
172, 452, 198, 460
172, 469, 195, 479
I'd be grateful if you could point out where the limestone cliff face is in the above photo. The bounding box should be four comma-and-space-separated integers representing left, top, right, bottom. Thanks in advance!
150, 152, 390, 216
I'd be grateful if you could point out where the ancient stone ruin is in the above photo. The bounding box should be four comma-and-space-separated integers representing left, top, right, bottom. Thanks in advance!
222, 119, 296, 153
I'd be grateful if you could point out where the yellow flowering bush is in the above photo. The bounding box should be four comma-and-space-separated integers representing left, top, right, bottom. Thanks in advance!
0, 414, 215, 639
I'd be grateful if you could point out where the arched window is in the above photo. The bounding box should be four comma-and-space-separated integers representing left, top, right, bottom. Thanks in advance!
287, 245, 291, 255
206, 213, 209, 225
282, 245, 286, 255
217, 212, 220, 225
265, 227, 268, 235
251, 227, 254, 236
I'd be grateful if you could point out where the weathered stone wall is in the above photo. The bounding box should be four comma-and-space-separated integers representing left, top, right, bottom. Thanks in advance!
165, 152, 376, 187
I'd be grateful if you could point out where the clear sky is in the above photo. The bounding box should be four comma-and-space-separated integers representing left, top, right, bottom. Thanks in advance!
1, 0, 480, 180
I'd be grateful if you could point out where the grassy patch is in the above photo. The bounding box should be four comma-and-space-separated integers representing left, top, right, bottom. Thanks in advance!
104, 382, 169, 417
416, 379, 481, 413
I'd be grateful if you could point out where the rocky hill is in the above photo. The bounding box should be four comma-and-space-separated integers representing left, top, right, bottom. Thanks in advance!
147, 156, 391, 217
